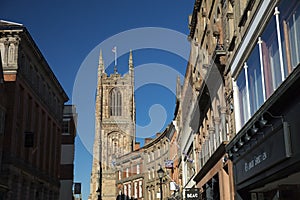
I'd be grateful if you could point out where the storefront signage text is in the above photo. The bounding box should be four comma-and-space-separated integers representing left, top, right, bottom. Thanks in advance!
244, 152, 268, 172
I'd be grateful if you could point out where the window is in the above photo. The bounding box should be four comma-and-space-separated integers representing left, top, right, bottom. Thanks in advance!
128, 184, 131, 197
139, 181, 143, 198
134, 182, 138, 198
280, 0, 300, 70
152, 167, 155, 179
237, 46, 263, 125
62, 119, 70, 135
261, 17, 283, 97
136, 164, 140, 174
235, 2, 300, 128
148, 169, 151, 179
110, 88, 122, 116
148, 190, 151, 200
124, 185, 127, 196
119, 171, 121, 180
126, 167, 129, 178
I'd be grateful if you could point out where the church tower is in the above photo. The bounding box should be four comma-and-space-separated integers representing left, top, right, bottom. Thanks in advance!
89, 50, 136, 200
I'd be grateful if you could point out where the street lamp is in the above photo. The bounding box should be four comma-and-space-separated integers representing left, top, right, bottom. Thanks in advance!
157, 166, 165, 200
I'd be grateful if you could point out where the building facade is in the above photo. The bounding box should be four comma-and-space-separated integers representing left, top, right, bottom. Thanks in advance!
0, 20, 68, 200
225, 0, 300, 199
0, 50, 7, 199
59, 105, 77, 200
142, 125, 174, 200
89, 50, 135, 200
173, 0, 237, 199
115, 148, 144, 200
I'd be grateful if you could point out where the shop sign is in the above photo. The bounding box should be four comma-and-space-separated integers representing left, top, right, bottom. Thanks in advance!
165, 160, 173, 169
185, 188, 200, 200
235, 128, 289, 184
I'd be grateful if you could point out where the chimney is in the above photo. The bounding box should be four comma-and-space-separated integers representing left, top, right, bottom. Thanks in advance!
145, 138, 152, 144
134, 142, 140, 150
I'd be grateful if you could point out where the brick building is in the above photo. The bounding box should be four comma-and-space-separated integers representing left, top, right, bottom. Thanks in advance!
0, 20, 68, 200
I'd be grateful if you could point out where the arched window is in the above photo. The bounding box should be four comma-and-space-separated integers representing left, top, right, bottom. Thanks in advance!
110, 88, 122, 116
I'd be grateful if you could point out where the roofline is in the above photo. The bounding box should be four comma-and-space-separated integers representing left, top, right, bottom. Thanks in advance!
0, 19, 23, 26
0, 21, 69, 102
141, 123, 174, 150
188, 0, 202, 40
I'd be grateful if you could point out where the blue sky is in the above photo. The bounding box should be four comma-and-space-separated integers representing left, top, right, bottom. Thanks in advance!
1, 1, 194, 199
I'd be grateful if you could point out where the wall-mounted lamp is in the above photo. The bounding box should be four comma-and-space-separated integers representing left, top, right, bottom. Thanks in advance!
259, 116, 268, 128
237, 138, 244, 148
250, 125, 258, 135
244, 133, 251, 142
233, 145, 239, 152
228, 150, 233, 158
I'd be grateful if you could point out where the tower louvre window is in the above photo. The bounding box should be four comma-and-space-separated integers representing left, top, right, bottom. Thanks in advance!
110, 88, 122, 116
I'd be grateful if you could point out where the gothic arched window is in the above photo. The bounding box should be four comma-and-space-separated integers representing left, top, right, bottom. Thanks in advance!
110, 88, 122, 116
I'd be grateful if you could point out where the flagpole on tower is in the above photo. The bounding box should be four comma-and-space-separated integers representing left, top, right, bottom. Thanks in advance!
112, 46, 117, 73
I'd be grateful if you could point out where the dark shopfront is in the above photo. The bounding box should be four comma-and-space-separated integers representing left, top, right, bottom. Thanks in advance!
226, 66, 300, 200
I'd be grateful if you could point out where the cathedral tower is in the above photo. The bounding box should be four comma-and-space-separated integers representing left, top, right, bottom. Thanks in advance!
89, 50, 136, 200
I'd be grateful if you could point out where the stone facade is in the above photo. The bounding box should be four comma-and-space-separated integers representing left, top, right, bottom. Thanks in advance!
174, 0, 236, 199
89, 50, 135, 200
142, 126, 173, 200
115, 149, 143, 199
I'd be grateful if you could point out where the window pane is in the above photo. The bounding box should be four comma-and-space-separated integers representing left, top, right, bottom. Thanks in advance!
247, 46, 264, 115
110, 89, 122, 116
237, 68, 248, 126
261, 17, 282, 97
280, 0, 300, 69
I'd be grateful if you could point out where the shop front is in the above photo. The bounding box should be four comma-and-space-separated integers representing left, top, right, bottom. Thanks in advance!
227, 66, 300, 200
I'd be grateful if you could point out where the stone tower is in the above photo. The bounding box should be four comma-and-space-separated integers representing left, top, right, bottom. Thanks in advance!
89, 50, 136, 200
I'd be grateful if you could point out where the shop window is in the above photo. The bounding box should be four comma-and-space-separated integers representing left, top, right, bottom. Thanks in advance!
279, 0, 300, 71
237, 46, 264, 126
261, 17, 283, 97
152, 167, 155, 179
235, 3, 300, 128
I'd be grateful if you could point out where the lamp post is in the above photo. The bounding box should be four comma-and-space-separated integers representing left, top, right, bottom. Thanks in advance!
157, 166, 165, 200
